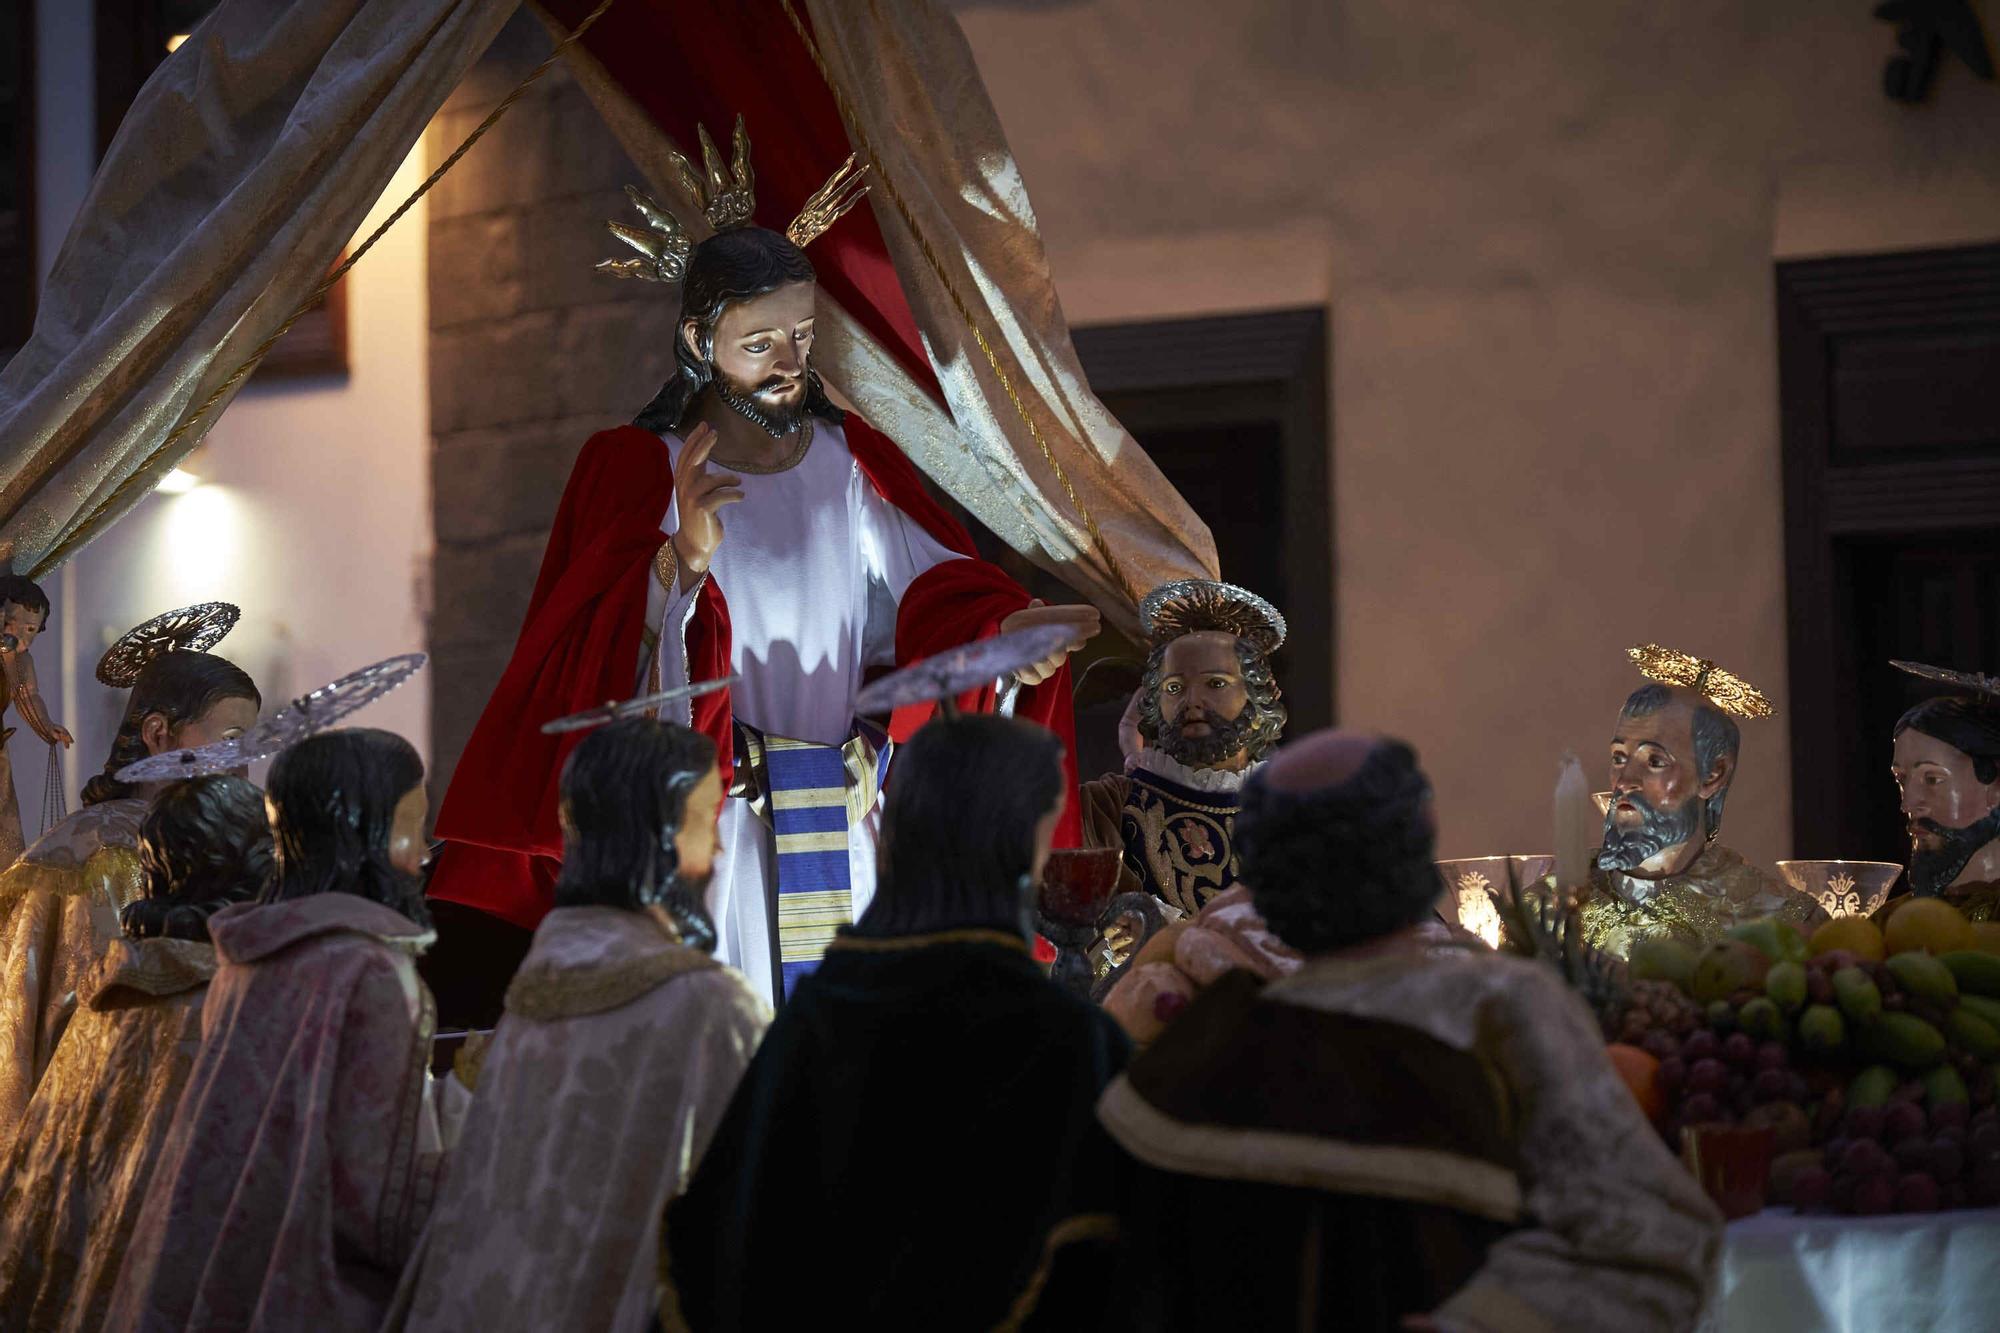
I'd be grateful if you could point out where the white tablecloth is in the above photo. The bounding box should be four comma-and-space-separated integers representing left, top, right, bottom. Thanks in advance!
1702, 1207, 2000, 1332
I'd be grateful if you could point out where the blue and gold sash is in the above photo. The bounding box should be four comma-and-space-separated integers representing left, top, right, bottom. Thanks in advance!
734, 721, 890, 998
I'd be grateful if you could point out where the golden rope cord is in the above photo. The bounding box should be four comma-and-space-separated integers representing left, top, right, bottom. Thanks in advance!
30, 0, 622, 578
776, 0, 1137, 606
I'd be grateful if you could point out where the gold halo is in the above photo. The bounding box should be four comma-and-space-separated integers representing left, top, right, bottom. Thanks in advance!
1138, 580, 1286, 653
1627, 643, 1772, 719
96, 602, 241, 687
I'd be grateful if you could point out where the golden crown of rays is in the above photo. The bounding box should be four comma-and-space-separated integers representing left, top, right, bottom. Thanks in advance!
597, 114, 870, 286
1139, 580, 1288, 654
1627, 644, 1773, 719
96, 602, 241, 687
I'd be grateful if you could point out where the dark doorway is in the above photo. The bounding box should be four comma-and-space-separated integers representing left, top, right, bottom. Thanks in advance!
1778, 243, 2000, 861
1068, 309, 1331, 777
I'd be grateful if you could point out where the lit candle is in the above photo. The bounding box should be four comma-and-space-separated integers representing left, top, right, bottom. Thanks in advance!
1554, 752, 1593, 895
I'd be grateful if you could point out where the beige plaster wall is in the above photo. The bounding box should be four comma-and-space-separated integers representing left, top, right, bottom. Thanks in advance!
952, 0, 2000, 867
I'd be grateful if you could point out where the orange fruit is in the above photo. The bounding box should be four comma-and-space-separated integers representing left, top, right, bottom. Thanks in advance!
1968, 921, 2000, 955
1883, 897, 1974, 956
1810, 915, 1886, 963
1606, 1042, 1665, 1122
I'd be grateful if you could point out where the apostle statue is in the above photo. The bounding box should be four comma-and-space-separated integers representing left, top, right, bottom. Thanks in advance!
427, 118, 1097, 1007
1080, 580, 1286, 917
1579, 645, 1820, 955
1886, 661, 2000, 921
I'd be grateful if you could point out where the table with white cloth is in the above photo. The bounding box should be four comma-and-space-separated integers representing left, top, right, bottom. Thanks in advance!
1700, 1206, 2000, 1332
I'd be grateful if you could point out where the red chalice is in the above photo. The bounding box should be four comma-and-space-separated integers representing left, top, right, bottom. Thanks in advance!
1036, 847, 1123, 995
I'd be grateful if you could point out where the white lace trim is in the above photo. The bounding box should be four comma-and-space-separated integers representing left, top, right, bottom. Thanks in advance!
1124, 748, 1262, 793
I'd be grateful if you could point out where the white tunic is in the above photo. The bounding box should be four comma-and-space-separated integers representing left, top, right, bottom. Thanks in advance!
646, 420, 964, 1004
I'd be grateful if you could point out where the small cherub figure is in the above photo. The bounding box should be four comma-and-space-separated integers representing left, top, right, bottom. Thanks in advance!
0, 575, 73, 861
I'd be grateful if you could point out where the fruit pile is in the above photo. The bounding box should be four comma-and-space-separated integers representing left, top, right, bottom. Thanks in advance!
1604, 898, 2000, 1215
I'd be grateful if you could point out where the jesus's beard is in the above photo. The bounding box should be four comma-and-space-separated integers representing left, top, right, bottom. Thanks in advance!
1158, 706, 1252, 770
1908, 808, 2000, 897
1596, 789, 1705, 875
714, 372, 806, 437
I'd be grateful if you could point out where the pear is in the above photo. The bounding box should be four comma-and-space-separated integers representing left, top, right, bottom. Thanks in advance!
1692, 940, 1772, 1005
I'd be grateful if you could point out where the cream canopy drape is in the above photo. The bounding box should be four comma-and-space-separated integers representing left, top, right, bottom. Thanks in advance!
0, 0, 520, 577
0, 0, 1216, 626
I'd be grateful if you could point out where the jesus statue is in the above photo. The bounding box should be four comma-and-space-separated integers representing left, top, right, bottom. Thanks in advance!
426, 119, 1097, 1007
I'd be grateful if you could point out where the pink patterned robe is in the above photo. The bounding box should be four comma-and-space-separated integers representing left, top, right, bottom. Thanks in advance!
104, 894, 440, 1331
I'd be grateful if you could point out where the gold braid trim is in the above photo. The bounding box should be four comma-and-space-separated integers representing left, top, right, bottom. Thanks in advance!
776, 0, 1135, 604
85, 937, 217, 1006
992, 1213, 1121, 1333
504, 947, 719, 1022
823, 927, 1030, 956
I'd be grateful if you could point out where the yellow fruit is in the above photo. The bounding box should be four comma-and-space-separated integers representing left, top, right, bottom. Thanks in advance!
1810, 915, 1886, 963
1968, 922, 2000, 955
1883, 898, 1974, 957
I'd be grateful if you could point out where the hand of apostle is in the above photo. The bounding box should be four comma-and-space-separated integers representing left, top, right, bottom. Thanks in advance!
999, 600, 1101, 686
1118, 686, 1146, 760
668, 423, 745, 591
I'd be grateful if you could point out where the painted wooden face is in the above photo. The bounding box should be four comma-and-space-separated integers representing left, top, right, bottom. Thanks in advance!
686, 281, 816, 431
1603, 691, 1731, 878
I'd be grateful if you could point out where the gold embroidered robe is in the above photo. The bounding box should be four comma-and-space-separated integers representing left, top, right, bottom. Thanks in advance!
1580, 842, 1824, 958
0, 935, 215, 1332
1081, 756, 1250, 915
387, 906, 769, 1333
0, 797, 147, 1126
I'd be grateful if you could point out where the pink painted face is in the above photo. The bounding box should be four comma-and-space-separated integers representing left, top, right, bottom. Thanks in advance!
1893, 727, 2000, 842
0, 602, 46, 654
686, 281, 816, 430
672, 763, 725, 882
388, 785, 430, 878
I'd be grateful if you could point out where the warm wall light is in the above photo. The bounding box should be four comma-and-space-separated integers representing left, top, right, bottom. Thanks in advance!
166, 33, 190, 53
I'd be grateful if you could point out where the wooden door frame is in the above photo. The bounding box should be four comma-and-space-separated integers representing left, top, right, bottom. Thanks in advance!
1777, 242, 2000, 855
1070, 307, 1333, 732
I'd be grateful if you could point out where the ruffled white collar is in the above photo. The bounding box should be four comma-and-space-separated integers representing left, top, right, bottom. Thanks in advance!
1125, 748, 1262, 794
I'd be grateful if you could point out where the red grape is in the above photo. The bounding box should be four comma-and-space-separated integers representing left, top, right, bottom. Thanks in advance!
1657, 1058, 1686, 1095
1840, 1139, 1892, 1177
1846, 1106, 1886, 1141
1931, 1139, 1965, 1181
1806, 968, 1834, 1005
1852, 1173, 1896, 1214
1641, 1029, 1677, 1061
1723, 1033, 1756, 1066
1933, 1101, 1970, 1132
1681, 1093, 1724, 1124
1688, 1059, 1727, 1094
1752, 1070, 1788, 1103
1792, 1166, 1831, 1209
1884, 1101, 1928, 1144
1896, 1173, 1940, 1212
1756, 1042, 1788, 1071
1683, 1030, 1719, 1062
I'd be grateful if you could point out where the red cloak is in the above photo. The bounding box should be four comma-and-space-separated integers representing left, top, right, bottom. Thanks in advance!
429, 417, 1080, 930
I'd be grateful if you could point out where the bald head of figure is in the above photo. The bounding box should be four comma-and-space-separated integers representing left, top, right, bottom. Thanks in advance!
1237, 729, 1439, 955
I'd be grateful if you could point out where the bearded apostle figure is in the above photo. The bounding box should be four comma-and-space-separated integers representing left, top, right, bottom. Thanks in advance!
1080, 580, 1287, 917
426, 119, 1096, 1009
1579, 646, 1821, 955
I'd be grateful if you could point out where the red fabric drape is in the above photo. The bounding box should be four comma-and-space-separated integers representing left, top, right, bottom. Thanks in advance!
430, 421, 1079, 929
538, 0, 939, 401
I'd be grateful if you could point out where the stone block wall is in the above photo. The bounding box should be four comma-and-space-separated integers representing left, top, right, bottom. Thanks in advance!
426, 12, 678, 803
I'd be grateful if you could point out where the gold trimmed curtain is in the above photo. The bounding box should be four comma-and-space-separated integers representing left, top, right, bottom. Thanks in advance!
0, 0, 520, 576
